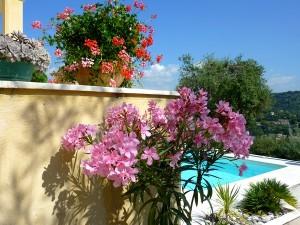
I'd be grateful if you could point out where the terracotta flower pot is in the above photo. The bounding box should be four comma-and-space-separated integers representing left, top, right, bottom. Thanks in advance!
75, 67, 124, 87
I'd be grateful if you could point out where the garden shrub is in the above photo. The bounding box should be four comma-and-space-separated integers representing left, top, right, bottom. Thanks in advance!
241, 178, 297, 214
251, 136, 300, 160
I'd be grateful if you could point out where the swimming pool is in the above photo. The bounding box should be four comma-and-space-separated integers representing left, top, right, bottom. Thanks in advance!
181, 157, 286, 189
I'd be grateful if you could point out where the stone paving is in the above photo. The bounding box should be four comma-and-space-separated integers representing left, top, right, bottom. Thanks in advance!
284, 184, 300, 225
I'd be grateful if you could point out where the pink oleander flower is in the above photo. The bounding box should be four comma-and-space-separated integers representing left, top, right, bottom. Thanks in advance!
54, 48, 63, 57
239, 163, 248, 176
32, 20, 42, 29
169, 151, 183, 169
148, 100, 167, 126
101, 62, 114, 74
141, 147, 159, 166
81, 58, 94, 68
140, 122, 151, 140
105, 103, 140, 131
62, 124, 97, 151
81, 129, 140, 187
216, 100, 232, 116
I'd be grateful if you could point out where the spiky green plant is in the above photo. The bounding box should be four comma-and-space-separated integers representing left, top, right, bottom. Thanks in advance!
216, 184, 240, 219
241, 178, 297, 214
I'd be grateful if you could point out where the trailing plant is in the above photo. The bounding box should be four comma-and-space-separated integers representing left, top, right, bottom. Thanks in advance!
58, 87, 253, 225
31, 70, 48, 82
34, 0, 162, 87
0, 32, 50, 71
241, 178, 297, 214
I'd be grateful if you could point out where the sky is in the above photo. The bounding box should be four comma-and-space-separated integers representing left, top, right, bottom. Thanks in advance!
20, 0, 300, 92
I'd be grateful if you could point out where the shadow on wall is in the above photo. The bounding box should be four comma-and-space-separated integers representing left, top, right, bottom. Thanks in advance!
0, 88, 168, 225
42, 148, 138, 225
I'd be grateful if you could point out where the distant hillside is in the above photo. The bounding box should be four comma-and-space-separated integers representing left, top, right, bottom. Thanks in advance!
272, 91, 300, 113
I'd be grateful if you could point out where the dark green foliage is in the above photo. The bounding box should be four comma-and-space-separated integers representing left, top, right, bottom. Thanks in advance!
273, 91, 300, 115
31, 70, 48, 83
124, 148, 228, 225
45, 4, 140, 65
178, 55, 272, 121
251, 136, 300, 160
241, 179, 297, 214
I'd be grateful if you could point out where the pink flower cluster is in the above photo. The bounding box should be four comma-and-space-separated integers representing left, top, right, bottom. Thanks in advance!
32, 20, 42, 29
83, 4, 97, 11
215, 101, 253, 157
61, 87, 253, 187
62, 124, 97, 151
81, 58, 94, 68
81, 129, 140, 187
64, 62, 80, 72
57, 7, 74, 20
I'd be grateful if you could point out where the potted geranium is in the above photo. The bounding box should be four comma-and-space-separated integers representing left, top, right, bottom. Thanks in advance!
37, 1, 161, 87
0, 32, 50, 81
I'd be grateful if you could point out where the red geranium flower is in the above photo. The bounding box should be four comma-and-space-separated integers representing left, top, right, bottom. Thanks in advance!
135, 47, 147, 59
112, 36, 125, 46
126, 5, 132, 12
121, 65, 134, 80
84, 39, 100, 56
156, 54, 163, 63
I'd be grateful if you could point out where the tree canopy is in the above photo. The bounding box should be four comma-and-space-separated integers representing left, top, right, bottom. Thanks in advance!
178, 55, 272, 121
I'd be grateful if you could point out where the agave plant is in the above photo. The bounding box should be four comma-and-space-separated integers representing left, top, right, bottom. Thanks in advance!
0, 32, 50, 71
241, 178, 297, 214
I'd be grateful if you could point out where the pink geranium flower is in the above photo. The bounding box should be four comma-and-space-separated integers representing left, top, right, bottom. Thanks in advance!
109, 79, 117, 88
101, 62, 114, 74
54, 48, 63, 57
83, 4, 97, 11
32, 20, 42, 29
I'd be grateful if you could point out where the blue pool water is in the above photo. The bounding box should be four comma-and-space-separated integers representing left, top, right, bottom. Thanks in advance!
181, 158, 285, 189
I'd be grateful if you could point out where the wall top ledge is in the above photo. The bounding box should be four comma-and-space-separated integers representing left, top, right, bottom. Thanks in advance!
0, 81, 179, 97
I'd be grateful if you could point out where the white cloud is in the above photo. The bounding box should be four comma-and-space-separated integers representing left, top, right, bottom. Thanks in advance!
141, 64, 179, 90
267, 74, 300, 93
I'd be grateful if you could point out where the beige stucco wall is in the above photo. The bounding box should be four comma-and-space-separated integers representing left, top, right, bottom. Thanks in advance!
0, 83, 177, 225
0, 0, 23, 34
